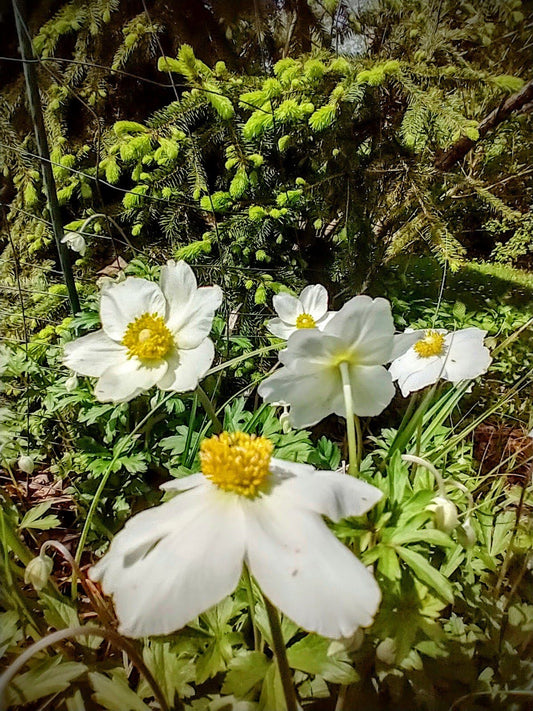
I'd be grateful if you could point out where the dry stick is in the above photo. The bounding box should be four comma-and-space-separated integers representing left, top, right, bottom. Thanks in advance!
435, 79, 533, 171
11, 0, 79, 315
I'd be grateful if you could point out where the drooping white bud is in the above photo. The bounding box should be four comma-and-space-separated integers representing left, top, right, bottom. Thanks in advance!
376, 637, 396, 664
64, 374, 78, 392
456, 518, 476, 548
17, 455, 34, 475
328, 627, 364, 656
427, 495, 459, 533
24, 554, 53, 591
279, 406, 292, 434
61, 231, 87, 256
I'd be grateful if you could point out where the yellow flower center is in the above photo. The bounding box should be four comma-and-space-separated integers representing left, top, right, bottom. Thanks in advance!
295, 312, 317, 329
200, 431, 273, 498
122, 313, 173, 360
413, 330, 446, 358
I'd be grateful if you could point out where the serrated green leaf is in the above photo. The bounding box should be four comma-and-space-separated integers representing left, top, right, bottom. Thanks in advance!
396, 547, 454, 603
89, 670, 151, 711
8, 656, 87, 705
287, 634, 358, 684
222, 651, 270, 697
19, 501, 60, 531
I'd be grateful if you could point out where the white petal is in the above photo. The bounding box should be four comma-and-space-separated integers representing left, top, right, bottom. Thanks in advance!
325, 296, 395, 364
396, 357, 444, 396
91, 486, 246, 637
443, 328, 492, 381
389, 347, 432, 383
266, 318, 297, 339
160, 260, 198, 307
316, 311, 336, 331
272, 292, 302, 323
270, 459, 382, 521
245, 497, 381, 638
258, 366, 342, 428
158, 339, 214, 392
100, 278, 166, 340
95, 357, 168, 403
348, 364, 395, 416
160, 472, 205, 492
161, 262, 222, 347
299, 284, 328, 320
390, 331, 425, 361
278, 330, 342, 373
63, 330, 127, 377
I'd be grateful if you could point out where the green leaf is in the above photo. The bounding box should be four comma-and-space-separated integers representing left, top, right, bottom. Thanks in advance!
139, 641, 195, 703
89, 670, 151, 711
287, 634, 358, 684
222, 651, 270, 697
259, 661, 286, 711
8, 657, 87, 705
396, 547, 454, 603
19, 501, 60, 531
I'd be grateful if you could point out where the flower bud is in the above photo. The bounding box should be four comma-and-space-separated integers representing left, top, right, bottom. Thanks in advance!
61, 231, 87, 256
427, 495, 459, 533
24, 554, 53, 591
279, 407, 291, 434
456, 518, 476, 548
64, 374, 78, 392
376, 637, 396, 664
18, 455, 35, 475
328, 627, 364, 656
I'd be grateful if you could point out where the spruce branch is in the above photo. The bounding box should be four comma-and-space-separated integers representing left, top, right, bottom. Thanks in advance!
435, 79, 533, 171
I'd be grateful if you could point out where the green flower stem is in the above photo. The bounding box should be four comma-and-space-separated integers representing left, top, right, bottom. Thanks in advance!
195, 385, 223, 434
263, 594, 298, 711
339, 362, 358, 476
72, 392, 175, 598
243, 564, 261, 651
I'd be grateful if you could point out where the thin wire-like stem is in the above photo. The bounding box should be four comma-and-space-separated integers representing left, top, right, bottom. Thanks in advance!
339, 362, 358, 476
263, 595, 298, 711
0, 626, 169, 711
196, 385, 223, 434
243, 565, 261, 652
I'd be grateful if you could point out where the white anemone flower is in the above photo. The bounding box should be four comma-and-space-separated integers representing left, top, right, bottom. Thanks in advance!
389, 327, 492, 397
61, 231, 87, 257
90, 431, 383, 640
259, 295, 416, 428
64, 261, 222, 403
267, 284, 335, 339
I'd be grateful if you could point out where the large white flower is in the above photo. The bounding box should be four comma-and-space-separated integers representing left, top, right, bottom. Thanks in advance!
267, 284, 335, 339
64, 261, 222, 402
90, 432, 382, 640
389, 327, 492, 397
259, 295, 416, 428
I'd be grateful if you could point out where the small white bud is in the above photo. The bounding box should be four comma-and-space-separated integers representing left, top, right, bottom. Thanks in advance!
376, 637, 396, 664
280, 407, 292, 434
328, 627, 364, 656
18, 455, 35, 475
64, 374, 78, 392
61, 231, 87, 256
456, 518, 476, 548
24, 554, 53, 591
427, 495, 459, 533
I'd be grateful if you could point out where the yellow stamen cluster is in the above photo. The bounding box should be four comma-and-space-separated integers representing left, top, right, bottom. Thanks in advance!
414, 330, 446, 358
200, 432, 273, 497
295, 312, 317, 329
122, 313, 173, 360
